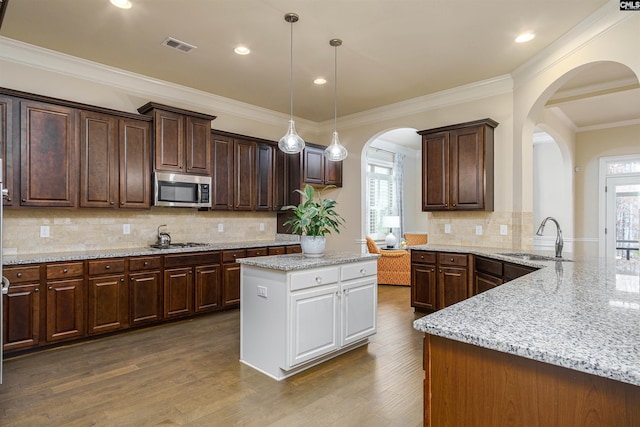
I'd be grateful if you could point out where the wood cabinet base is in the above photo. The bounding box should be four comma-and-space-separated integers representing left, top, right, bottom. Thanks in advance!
423, 335, 640, 427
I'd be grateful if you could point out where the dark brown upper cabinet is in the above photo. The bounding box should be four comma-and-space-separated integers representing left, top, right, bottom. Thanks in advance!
0, 95, 14, 205
138, 102, 215, 175
419, 118, 497, 212
210, 132, 255, 211
79, 111, 151, 209
20, 100, 78, 207
301, 144, 342, 187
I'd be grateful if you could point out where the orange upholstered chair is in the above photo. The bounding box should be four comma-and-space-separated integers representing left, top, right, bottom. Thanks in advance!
404, 233, 428, 246
365, 236, 411, 286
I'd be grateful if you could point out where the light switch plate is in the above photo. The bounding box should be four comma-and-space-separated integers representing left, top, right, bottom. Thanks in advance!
257, 286, 268, 298
40, 225, 50, 238
444, 224, 451, 234
218, 223, 224, 232
500, 224, 508, 235
475, 225, 483, 235
259, 223, 265, 231
123, 224, 131, 235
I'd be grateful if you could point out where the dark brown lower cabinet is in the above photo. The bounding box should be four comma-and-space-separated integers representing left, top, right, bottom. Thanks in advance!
129, 270, 162, 326
164, 267, 193, 319
222, 249, 245, 308
87, 259, 128, 335
195, 264, 222, 313
412, 251, 470, 311
3, 283, 40, 351
45, 278, 85, 342
164, 252, 221, 318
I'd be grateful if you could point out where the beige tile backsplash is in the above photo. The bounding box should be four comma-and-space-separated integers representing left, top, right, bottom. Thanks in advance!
426, 211, 533, 250
3, 208, 279, 255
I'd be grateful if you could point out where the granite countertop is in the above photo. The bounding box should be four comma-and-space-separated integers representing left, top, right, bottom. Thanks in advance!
237, 251, 380, 271
2, 240, 300, 265
411, 244, 640, 386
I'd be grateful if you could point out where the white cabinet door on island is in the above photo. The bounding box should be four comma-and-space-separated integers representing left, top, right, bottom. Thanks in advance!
239, 254, 378, 381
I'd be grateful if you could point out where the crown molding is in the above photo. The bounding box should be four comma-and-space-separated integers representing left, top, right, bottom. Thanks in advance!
511, 1, 634, 88
321, 74, 513, 133
0, 36, 318, 132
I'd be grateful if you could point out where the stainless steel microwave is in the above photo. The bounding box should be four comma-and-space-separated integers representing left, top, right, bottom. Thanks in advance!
153, 172, 212, 208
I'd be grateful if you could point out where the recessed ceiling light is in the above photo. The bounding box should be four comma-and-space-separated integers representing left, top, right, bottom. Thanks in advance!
515, 32, 535, 43
110, 0, 132, 9
234, 46, 250, 55
314, 78, 327, 85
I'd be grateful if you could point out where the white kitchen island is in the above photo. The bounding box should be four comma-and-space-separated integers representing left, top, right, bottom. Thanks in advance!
237, 251, 380, 380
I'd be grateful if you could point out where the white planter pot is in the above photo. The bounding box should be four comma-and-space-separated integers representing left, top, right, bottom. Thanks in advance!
300, 236, 326, 258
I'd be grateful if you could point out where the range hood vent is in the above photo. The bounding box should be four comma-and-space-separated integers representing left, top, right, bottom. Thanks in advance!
161, 37, 197, 53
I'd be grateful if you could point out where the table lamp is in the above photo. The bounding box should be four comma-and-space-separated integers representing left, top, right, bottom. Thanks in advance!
382, 216, 400, 248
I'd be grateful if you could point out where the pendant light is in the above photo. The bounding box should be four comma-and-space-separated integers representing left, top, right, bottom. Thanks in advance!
278, 13, 305, 155
324, 38, 348, 162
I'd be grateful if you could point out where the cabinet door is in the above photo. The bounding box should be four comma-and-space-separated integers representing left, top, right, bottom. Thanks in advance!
234, 139, 255, 210
341, 277, 377, 346
185, 116, 211, 175
256, 143, 274, 210
154, 109, 184, 172
288, 284, 340, 368
0, 95, 14, 206
211, 134, 234, 210
303, 146, 324, 184
163, 267, 193, 318
411, 263, 437, 311
3, 283, 40, 351
87, 274, 128, 335
46, 278, 85, 342
450, 125, 484, 210
130, 270, 162, 325
222, 263, 241, 308
119, 118, 151, 208
422, 132, 449, 211
324, 158, 342, 187
273, 148, 288, 209
437, 266, 468, 310
80, 111, 118, 208
20, 100, 78, 207
194, 264, 221, 313
474, 272, 503, 295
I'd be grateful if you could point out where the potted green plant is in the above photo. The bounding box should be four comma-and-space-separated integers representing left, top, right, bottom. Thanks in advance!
281, 185, 345, 257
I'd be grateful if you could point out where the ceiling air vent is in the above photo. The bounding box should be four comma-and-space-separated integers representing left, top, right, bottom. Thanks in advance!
161, 37, 197, 53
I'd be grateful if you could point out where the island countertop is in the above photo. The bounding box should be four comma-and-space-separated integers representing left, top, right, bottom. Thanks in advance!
237, 251, 380, 271
411, 245, 640, 387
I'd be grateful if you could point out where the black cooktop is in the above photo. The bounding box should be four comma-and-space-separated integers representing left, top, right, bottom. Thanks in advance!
149, 242, 209, 249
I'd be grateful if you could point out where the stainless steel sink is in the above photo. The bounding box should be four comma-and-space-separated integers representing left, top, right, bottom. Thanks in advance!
500, 252, 571, 262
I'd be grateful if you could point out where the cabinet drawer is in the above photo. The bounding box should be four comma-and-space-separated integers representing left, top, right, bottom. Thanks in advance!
438, 253, 468, 267
290, 267, 340, 291
411, 251, 436, 264
341, 261, 377, 281
3, 265, 41, 283
164, 251, 220, 268
46, 262, 84, 279
223, 249, 247, 263
475, 256, 502, 277
129, 256, 162, 271
246, 247, 268, 257
286, 245, 302, 254
87, 258, 125, 275
268, 246, 285, 255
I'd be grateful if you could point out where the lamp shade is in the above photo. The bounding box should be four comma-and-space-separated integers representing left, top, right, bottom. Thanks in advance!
382, 216, 400, 229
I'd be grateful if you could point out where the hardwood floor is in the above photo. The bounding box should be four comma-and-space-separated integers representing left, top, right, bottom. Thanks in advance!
0, 285, 425, 426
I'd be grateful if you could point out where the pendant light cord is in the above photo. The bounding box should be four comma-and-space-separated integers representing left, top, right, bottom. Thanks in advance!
334, 43, 338, 133
289, 20, 294, 121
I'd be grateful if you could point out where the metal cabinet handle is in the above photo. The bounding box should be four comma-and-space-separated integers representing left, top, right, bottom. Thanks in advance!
453, 203, 456, 207
143, 262, 148, 266
17, 272, 22, 278
48, 286, 53, 290
110, 201, 115, 205
34, 288, 39, 293
315, 277, 322, 284
1, 276, 10, 295
21, 198, 26, 203
360, 268, 366, 275
450, 258, 454, 262
120, 278, 124, 282
105, 265, 111, 269
63, 269, 68, 273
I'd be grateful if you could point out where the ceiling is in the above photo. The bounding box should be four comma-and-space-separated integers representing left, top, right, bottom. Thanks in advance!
1, 0, 638, 135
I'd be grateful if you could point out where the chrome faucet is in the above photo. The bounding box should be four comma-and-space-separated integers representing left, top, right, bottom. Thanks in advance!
536, 217, 563, 258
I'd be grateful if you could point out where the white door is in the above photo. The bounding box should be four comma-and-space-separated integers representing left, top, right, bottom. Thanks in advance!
341, 277, 377, 347
605, 175, 640, 262
288, 284, 340, 368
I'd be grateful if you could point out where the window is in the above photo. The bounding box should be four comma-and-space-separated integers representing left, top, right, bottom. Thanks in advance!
366, 149, 401, 241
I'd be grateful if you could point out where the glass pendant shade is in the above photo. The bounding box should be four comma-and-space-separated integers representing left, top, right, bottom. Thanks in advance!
324, 38, 348, 161
278, 120, 305, 154
324, 131, 348, 161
